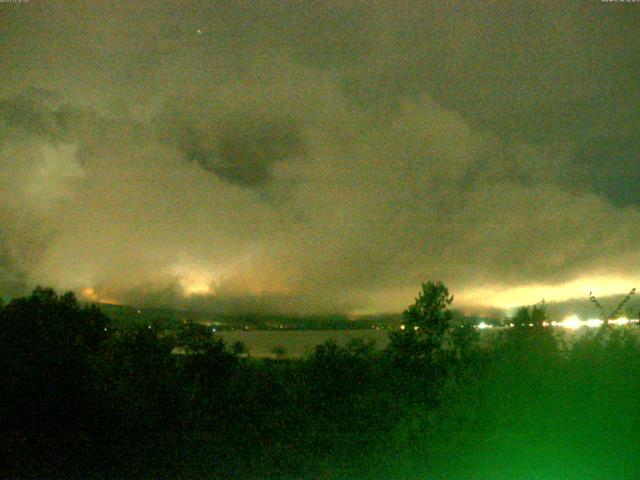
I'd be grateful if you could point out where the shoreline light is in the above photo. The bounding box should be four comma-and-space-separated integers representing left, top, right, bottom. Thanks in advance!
585, 318, 603, 328
610, 317, 630, 326
474, 316, 639, 330
557, 315, 638, 329
560, 315, 582, 330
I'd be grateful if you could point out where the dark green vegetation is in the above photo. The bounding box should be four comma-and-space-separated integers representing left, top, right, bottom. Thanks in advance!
3, 283, 640, 479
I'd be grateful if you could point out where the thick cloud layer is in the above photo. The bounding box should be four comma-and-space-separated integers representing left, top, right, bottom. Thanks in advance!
1, 1, 639, 314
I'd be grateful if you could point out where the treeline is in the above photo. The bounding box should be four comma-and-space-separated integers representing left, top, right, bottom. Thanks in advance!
100, 302, 402, 331
2, 283, 640, 479
0, 287, 425, 478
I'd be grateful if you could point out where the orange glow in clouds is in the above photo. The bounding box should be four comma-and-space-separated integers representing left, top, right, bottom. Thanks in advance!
80, 287, 118, 304
171, 257, 293, 299
172, 265, 219, 297
81, 287, 99, 302
179, 276, 214, 296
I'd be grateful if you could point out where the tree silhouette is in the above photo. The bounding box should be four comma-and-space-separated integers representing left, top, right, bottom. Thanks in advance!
530, 300, 547, 327
512, 306, 531, 328
589, 288, 636, 326
503, 300, 557, 366
388, 280, 454, 365
0, 287, 111, 472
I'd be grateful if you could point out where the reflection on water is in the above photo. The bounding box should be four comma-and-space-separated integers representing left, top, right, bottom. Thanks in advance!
218, 329, 390, 358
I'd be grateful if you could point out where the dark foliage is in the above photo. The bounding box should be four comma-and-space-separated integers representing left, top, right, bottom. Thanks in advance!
3, 284, 640, 479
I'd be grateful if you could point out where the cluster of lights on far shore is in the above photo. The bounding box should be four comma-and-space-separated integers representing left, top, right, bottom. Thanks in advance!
473, 317, 640, 330
551, 316, 638, 330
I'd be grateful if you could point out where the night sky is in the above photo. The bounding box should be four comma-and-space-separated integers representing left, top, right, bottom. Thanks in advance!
1, 1, 639, 315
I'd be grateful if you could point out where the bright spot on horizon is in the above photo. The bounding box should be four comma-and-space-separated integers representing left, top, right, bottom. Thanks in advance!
557, 315, 636, 329
610, 317, 630, 326
560, 315, 582, 330
177, 272, 214, 297
182, 281, 211, 296
80, 287, 118, 304
82, 287, 98, 302
172, 263, 220, 297
585, 318, 603, 328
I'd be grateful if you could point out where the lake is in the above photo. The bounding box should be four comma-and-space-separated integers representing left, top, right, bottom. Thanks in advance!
217, 325, 640, 358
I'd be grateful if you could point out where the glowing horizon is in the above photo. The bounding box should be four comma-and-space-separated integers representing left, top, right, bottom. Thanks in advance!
458, 275, 639, 312
350, 275, 639, 317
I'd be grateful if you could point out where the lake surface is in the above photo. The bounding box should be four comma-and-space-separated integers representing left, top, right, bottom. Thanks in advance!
218, 329, 390, 358
217, 325, 640, 358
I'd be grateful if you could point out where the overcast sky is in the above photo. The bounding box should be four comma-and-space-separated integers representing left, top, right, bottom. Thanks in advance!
1, 1, 639, 315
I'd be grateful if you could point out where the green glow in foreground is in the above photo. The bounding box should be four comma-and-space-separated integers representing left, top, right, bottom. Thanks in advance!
385, 330, 640, 480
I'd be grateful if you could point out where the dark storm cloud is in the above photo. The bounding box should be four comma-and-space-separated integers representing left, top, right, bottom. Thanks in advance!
0, 91, 64, 141
1, 0, 640, 313
170, 113, 304, 188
